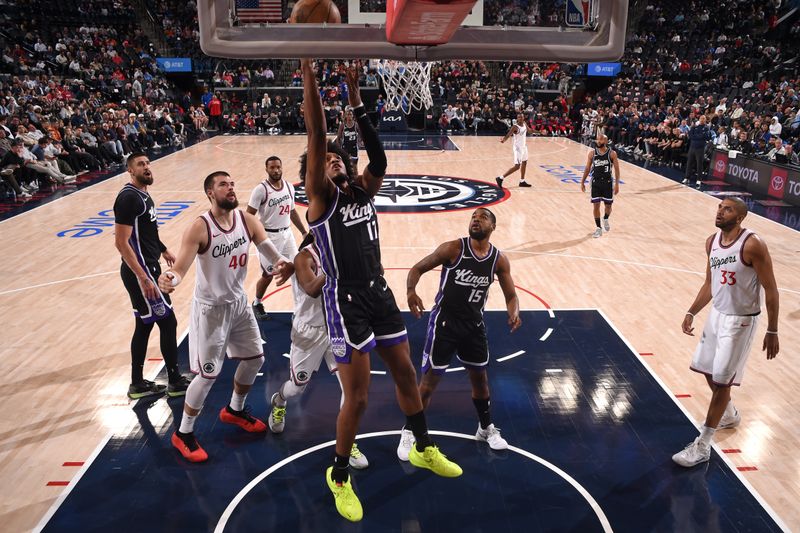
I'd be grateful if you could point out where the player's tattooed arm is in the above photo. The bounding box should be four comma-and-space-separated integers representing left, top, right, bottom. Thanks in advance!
406, 240, 460, 318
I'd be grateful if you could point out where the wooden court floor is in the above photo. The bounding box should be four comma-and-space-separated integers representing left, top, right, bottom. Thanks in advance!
0, 136, 797, 531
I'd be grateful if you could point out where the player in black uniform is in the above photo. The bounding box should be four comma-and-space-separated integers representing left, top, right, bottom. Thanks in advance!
336, 107, 360, 176
301, 59, 461, 523
580, 134, 621, 238
114, 153, 190, 399
400, 208, 521, 457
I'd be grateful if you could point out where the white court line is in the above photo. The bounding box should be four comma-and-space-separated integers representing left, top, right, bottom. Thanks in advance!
212, 429, 613, 533
33, 329, 189, 533
539, 327, 554, 341
545, 368, 563, 373
596, 308, 790, 533
444, 366, 466, 373
446, 135, 461, 151
496, 350, 525, 362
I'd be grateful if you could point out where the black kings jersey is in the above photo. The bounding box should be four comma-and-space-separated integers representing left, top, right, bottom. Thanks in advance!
591, 147, 613, 184
431, 237, 500, 322
341, 122, 359, 157
310, 184, 382, 282
114, 183, 162, 265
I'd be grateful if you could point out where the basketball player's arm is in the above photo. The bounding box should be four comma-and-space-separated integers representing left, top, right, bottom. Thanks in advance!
745, 235, 780, 359
580, 149, 593, 192
612, 150, 621, 195
245, 185, 263, 217
335, 121, 344, 146
294, 249, 325, 297
243, 211, 296, 285
495, 253, 521, 333
115, 223, 158, 300
345, 65, 386, 197
682, 235, 714, 335
300, 58, 333, 220
500, 125, 517, 143
406, 240, 460, 318
157, 218, 207, 294
290, 208, 307, 236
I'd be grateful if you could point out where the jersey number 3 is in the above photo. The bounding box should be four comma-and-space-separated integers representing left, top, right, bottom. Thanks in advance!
720, 270, 737, 285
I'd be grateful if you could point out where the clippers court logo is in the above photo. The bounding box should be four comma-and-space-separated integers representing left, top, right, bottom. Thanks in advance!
294, 174, 508, 214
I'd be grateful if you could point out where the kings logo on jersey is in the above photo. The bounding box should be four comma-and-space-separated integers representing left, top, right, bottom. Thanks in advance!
294, 174, 508, 213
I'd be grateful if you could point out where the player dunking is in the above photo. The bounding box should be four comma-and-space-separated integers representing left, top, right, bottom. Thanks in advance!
496, 113, 532, 188
399, 208, 521, 458
114, 152, 190, 399
673, 198, 780, 467
157, 171, 293, 463
247, 156, 307, 320
266, 232, 369, 470
302, 59, 461, 522
336, 107, 360, 177
580, 134, 620, 238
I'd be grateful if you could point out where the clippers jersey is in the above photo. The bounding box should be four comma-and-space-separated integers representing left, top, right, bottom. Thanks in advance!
195, 210, 251, 305
592, 147, 613, 184
709, 229, 761, 315
341, 122, 359, 157
310, 185, 382, 283
248, 179, 295, 230
512, 122, 527, 151
292, 243, 325, 327
431, 237, 500, 322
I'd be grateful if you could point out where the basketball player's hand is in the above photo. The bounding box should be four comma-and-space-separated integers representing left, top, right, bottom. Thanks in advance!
407, 291, 425, 319
500, 138, 506, 143
344, 65, 362, 108
763, 333, 779, 360
162, 249, 176, 268
508, 312, 521, 333
273, 260, 295, 286
681, 314, 694, 336
157, 273, 176, 294
580, 182, 586, 193
614, 183, 620, 195
139, 276, 159, 299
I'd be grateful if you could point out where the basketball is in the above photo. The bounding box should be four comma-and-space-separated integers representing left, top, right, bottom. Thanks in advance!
289, 0, 341, 23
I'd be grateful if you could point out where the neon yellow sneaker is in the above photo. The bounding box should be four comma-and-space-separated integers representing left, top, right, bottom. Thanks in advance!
408, 445, 463, 478
325, 467, 363, 522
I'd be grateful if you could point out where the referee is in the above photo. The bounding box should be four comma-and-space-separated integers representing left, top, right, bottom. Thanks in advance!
114, 153, 189, 399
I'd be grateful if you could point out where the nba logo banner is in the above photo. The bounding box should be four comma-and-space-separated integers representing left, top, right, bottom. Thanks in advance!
712, 151, 728, 179
566, 0, 590, 27
768, 167, 787, 199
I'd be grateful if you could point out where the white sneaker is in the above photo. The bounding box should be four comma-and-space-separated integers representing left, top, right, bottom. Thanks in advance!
19, 190, 32, 199
63, 175, 77, 183
592, 228, 602, 238
476, 424, 508, 450
718, 407, 741, 429
682, 178, 689, 184
349, 443, 369, 469
672, 437, 711, 467
267, 392, 286, 433
397, 428, 415, 461
603, 219, 610, 232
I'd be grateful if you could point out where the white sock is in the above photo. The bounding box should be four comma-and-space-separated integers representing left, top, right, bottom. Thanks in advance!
273, 385, 288, 406
699, 425, 715, 446
253, 298, 260, 306
179, 413, 198, 433
497, 176, 503, 181
230, 391, 247, 411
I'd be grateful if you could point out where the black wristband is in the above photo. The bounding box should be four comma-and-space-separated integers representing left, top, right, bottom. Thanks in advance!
352, 104, 367, 119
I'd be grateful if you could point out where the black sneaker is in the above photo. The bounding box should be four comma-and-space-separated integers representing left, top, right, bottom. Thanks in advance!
253, 302, 269, 321
495, 176, 504, 188
128, 379, 167, 399
519, 182, 532, 188
167, 375, 193, 398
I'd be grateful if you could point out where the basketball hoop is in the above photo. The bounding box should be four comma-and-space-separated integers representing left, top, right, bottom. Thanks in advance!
376, 59, 434, 114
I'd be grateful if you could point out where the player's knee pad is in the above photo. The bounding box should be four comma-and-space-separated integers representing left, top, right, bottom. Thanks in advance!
234, 355, 264, 386
185, 374, 216, 411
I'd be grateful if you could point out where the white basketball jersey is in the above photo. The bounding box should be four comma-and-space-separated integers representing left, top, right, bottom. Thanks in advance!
709, 229, 761, 316
292, 244, 325, 327
194, 210, 251, 305
513, 122, 527, 150
249, 179, 295, 230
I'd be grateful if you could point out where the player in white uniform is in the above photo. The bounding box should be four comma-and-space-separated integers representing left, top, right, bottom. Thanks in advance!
265, 233, 369, 469
496, 113, 532, 188
157, 170, 294, 463
247, 156, 307, 320
673, 198, 780, 468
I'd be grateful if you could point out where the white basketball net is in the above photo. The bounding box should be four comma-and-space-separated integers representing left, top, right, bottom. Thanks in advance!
376, 59, 434, 113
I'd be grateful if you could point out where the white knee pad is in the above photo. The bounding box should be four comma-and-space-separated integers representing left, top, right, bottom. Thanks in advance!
234, 356, 264, 386
185, 374, 216, 411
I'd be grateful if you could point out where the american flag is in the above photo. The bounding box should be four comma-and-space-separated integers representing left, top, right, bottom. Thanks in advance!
235, 0, 282, 23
